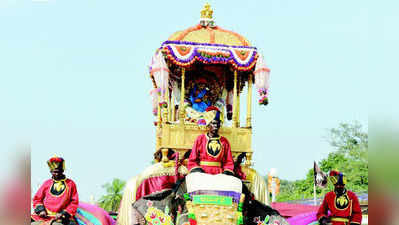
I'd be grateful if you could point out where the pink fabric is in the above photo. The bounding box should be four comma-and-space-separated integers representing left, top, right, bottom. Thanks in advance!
135, 175, 178, 200
78, 202, 115, 225
149, 51, 170, 114
254, 54, 270, 90
286, 212, 318, 225
271, 202, 319, 218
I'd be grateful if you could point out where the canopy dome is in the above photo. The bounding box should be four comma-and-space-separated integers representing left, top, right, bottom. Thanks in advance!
156, 3, 259, 71
167, 24, 251, 47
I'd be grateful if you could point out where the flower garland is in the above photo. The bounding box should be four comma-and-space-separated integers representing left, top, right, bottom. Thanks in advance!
161, 43, 258, 71
163, 40, 257, 50
198, 50, 230, 59
258, 88, 269, 106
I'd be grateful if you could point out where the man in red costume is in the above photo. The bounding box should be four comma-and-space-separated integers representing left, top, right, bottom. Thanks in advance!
317, 170, 362, 225
31, 156, 79, 225
188, 106, 235, 175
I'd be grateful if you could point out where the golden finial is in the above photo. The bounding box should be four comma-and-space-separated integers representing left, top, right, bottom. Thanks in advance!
200, 3, 213, 19
200, 3, 215, 27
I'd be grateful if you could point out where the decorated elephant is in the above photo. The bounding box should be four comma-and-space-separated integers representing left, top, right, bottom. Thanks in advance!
131, 173, 289, 225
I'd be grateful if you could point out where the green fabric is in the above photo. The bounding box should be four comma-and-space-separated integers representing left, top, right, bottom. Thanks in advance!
184, 193, 191, 201
192, 195, 232, 206
237, 215, 243, 225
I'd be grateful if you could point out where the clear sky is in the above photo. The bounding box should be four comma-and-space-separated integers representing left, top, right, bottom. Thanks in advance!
1, 0, 390, 202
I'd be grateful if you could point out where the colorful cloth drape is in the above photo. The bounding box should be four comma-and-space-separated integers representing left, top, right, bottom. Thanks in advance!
75, 202, 115, 225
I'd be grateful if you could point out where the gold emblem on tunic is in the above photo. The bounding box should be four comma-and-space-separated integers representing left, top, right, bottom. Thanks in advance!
208, 140, 221, 152
336, 195, 349, 209
53, 180, 66, 192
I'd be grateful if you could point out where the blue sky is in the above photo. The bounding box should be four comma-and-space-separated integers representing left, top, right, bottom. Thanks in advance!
0, 0, 389, 202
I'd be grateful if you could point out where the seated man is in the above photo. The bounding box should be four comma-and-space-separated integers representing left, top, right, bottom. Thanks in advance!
317, 170, 362, 225
187, 107, 235, 175
31, 156, 79, 225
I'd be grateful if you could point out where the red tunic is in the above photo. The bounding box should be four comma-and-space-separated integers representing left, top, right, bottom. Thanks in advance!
317, 190, 362, 225
31, 178, 79, 222
188, 134, 234, 175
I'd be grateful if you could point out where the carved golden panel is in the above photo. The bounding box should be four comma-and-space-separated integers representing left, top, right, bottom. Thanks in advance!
156, 124, 252, 155
192, 203, 238, 225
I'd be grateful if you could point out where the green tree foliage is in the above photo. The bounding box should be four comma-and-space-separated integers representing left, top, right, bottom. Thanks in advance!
276, 122, 368, 202
321, 121, 368, 193
98, 178, 126, 212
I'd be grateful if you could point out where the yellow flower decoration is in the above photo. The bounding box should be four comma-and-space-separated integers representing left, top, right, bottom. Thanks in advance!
145, 207, 174, 225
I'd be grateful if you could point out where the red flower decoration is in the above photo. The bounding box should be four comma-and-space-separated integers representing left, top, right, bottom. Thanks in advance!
189, 218, 197, 225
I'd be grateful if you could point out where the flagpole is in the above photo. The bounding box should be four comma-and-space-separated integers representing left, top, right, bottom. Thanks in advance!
313, 161, 317, 206
313, 182, 317, 206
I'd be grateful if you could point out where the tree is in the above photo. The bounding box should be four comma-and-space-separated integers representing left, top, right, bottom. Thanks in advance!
327, 121, 368, 154
275, 121, 368, 202
98, 178, 126, 212
321, 121, 368, 192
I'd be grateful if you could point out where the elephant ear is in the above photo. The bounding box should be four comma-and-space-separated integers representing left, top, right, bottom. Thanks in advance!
133, 189, 172, 217
132, 198, 149, 220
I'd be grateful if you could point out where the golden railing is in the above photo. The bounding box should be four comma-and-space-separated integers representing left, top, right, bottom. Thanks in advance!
156, 124, 253, 164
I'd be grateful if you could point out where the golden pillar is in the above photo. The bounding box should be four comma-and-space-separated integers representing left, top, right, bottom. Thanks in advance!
157, 95, 162, 126
246, 73, 253, 127
171, 91, 175, 122
167, 87, 171, 122
232, 70, 238, 128
156, 94, 162, 151
179, 68, 186, 124
237, 77, 240, 127
162, 87, 169, 124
